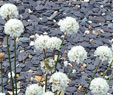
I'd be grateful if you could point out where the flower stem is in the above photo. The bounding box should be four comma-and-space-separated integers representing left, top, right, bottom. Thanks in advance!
103, 60, 113, 78
53, 48, 55, 60
14, 38, 17, 95
45, 74, 48, 92
84, 60, 101, 95
6, 35, 14, 95
0, 60, 3, 92
43, 48, 47, 60
68, 62, 76, 78
108, 72, 113, 84
54, 34, 67, 72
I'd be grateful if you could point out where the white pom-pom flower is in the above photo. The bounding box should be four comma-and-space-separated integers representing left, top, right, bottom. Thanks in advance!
90, 77, 109, 95
0, 93, 5, 95
49, 72, 69, 92
68, 46, 87, 63
94, 46, 113, 62
25, 84, 43, 95
4, 19, 24, 37
41, 59, 55, 74
0, 3, 18, 19
58, 17, 79, 34
43, 91, 54, 95
46, 37, 62, 50
34, 35, 50, 50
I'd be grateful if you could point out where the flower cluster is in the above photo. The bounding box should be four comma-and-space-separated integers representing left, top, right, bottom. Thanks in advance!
90, 77, 109, 95
32, 35, 62, 50
41, 59, 55, 74
0, 3, 18, 19
34, 35, 49, 50
46, 37, 62, 50
25, 84, 43, 95
43, 92, 54, 95
68, 46, 87, 63
58, 17, 79, 34
49, 72, 69, 92
94, 46, 113, 62
4, 19, 24, 37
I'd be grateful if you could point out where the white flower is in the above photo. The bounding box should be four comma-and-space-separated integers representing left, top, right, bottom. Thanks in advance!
0, 3, 18, 19
49, 72, 69, 92
43, 91, 54, 95
90, 77, 109, 95
0, 93, 5, 95
34, 35, 50, 50
41, 59, 55, 74
4, 19, 24, 37
94, 46, 113, 62
68, 46, 87, 63
46, 37, 62, 50
25, 84, 43, 95
58, 17, 79, 34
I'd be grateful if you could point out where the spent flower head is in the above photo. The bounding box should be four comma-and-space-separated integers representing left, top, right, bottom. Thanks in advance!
41, 59, 55, 74
49, 72, 69, 92
0, 3, 18, 19
25, 84, 43, 95
68, 46, 87, 63
90, 77, 109, 95
4, 19, 24, 38
94, 46, 113, 62
58, 17, 79, 34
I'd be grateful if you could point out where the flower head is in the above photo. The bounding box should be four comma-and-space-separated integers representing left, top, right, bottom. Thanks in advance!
90, 77, 109, 95
0, 93, 5, 95
94, 46, 113, 62
41, 59, 55, 74
43, 91, 54, 95
25, 84, 43, 95
49, 72, 69, 92
58, 17, 79, 34
4, 19, 24, 37
68, 46, 87, 63
34, 35, 50, 50
46, 37, 62, 50
0, 3, 18, 19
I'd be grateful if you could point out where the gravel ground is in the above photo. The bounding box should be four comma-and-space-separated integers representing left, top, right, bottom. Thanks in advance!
0, 0, 113, 95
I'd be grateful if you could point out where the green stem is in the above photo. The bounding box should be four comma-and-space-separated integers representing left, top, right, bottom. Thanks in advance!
84, 60, 101, 95
1, 60, 3, 92
45, 74, 48, 92
103, 60, 113, 78
54, 34, 67, 72
68, 62, 75, 78
108, 72, 113, 84
14, 38, 17, 95
6, 35, 14, 95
